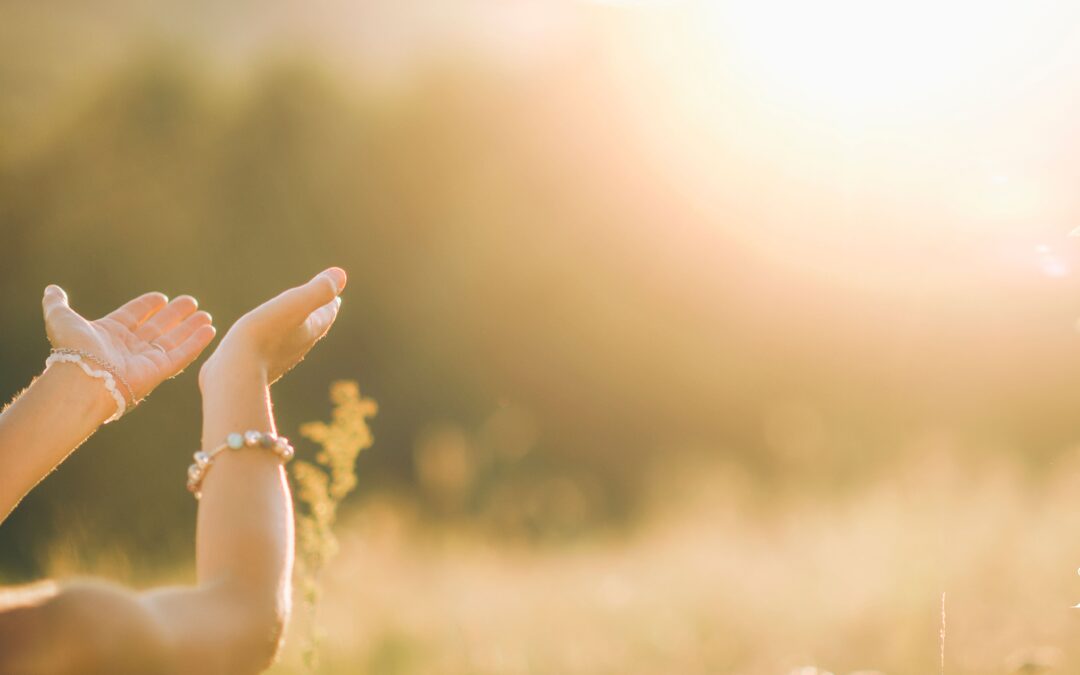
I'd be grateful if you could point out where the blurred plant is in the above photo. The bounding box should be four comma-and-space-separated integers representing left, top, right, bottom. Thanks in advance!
291, 380, 378, 672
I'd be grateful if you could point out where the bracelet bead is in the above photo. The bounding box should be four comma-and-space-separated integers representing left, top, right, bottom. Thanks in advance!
45, 349, 129, 423
187, 430, 295, 499
50, 348, 136, 407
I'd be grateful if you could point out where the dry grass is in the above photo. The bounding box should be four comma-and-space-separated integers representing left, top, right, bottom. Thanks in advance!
268, 449, 1080, 675
291, 380, 378, 672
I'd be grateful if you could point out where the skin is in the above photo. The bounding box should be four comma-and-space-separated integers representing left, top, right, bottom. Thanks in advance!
0, 267, 348, 675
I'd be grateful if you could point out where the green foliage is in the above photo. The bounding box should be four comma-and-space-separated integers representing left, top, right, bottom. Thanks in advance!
291, 380, 378, 672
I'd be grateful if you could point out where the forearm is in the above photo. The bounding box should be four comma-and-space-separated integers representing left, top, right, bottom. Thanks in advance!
0, 364, 114, 522
193, 363, 294, 646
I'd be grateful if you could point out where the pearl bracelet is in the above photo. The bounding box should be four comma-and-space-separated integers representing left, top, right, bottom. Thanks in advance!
45, 348, 135, 423
187, 430, 296, 499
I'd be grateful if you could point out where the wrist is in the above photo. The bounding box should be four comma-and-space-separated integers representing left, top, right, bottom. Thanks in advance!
200, 364, 269, 401
38, 361, 118, 425
199, 350, 268, 394
199, 356, 277, 451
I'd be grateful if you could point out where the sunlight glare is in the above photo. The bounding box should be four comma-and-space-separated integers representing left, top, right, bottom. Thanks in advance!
716, 1, 1052, 121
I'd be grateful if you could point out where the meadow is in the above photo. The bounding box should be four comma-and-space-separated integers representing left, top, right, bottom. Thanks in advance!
272, 443, 1080, 674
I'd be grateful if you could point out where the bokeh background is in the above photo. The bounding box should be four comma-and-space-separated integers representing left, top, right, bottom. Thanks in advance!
5, 1, 1080, 673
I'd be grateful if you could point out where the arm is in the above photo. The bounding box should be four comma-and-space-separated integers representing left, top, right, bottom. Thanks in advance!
0, 285, 216, 673
0, 287, 214, 523
0, 366, 115, 522
134, 366, 292, 675
147, 267, 347, 673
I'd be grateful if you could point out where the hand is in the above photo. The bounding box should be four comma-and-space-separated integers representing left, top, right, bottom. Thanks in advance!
200, 268, 347, 387
43, 286, 217, 401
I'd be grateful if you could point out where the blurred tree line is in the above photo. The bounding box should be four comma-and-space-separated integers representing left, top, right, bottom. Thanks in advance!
4, 42, 1080, 582
0, 51, 737, 579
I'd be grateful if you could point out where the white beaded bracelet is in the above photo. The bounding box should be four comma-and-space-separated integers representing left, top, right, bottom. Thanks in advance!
45, 349, 132, 423
187, 430, 295, 499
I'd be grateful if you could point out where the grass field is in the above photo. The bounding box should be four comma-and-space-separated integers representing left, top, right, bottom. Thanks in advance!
262, 450, 1080, 675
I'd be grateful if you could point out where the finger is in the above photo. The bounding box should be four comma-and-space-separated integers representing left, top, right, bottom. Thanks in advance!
268, 268, 347, 325
153, 311, 212, 351
42, 285, 80, 324
165, 324, 216, 376
136, 295, 199, 341
305, 296, 342, 342
104, 292, 169, 329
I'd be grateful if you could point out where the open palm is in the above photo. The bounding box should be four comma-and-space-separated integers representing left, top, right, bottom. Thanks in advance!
43, 285, 216, 401
202, 268, 346, 386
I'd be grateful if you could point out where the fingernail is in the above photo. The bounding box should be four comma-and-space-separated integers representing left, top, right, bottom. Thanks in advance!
334, 296, 342, 308
322, 268, 347, 294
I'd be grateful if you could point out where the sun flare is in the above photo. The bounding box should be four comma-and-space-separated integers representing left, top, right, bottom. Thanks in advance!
714, 1, 1067, 121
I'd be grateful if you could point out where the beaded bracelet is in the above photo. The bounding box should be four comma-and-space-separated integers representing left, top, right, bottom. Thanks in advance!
45, 348, 135, 423
187, 430, 295, 499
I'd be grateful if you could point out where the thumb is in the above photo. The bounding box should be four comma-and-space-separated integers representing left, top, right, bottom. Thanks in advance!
269, 267, 347, 325
42, 285, 76, 324
305, 295, 342, 343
